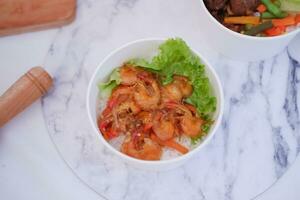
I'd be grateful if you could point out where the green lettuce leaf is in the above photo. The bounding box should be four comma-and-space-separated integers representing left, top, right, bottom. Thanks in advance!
152, 38, 216, 115
98, 68, 120, 97
127, 58, 161, 70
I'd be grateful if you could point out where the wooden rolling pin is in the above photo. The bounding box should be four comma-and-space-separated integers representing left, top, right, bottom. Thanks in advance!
0, 67, 53, 127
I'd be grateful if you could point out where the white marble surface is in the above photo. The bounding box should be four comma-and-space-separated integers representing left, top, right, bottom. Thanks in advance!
0, 0, 300, 200
41, 0, 300, 200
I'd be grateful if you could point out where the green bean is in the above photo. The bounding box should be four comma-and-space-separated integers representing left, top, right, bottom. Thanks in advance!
245, 24, 253, 30
261, 11, 288, 19
261, 12, 276, 19
244, 21, 273, 36
276, 11, 288, 18
261, 0, 284, 18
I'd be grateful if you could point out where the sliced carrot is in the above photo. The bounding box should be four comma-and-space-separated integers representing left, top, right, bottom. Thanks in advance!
272, 16, 295, 27
150, 134, 189, 154
296, 14, 300, 24
224, 16, 260, 25
257, 4, 267, 13
265, 26, 286, 36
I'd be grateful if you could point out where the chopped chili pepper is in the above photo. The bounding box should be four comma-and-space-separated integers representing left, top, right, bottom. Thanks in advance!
265, 26, 286, 36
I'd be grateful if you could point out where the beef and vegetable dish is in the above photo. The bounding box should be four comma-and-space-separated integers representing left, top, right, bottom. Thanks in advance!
204, 0, 300, 36
97, 38, 216, 161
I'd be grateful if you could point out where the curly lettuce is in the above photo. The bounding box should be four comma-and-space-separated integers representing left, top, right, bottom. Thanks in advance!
98, 68, 121, 97
129, 38, 216, 116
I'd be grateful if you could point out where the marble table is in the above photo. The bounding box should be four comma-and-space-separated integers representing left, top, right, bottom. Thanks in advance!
38, 0, 300, 200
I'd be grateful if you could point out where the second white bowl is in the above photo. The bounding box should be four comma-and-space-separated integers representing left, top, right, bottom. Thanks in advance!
199, 0, 300, 61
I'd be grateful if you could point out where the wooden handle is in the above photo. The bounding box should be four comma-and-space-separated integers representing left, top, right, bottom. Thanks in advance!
0, 67, 53, 127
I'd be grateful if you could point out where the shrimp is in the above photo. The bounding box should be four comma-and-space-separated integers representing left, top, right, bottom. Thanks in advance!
161, 83, 183, 103
152, 111, 175, 141
133, 78, 160, 110
121, 136, 162, 160
110, 85, 140, 115
165, 101, 193, 117
136, 111, 153, 131
109, 85, 141, 132
160, 75, 193, 103
173, 75, 193, 98
114, 100, 141, 115
136, 111, 153, 124
119, 65, 160, 110
112, 99, 141, 132
165, 102, 202, 137
180, 115, 203, 137
119, 65, 143, 85
110, 85, 133, 103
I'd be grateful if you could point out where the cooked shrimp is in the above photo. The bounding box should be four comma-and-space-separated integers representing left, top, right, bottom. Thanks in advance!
109, 86, 141, 132
161, 83, 183, 103
119, 65, 142, 85
114, 100, 141, 115
110, 85, 133, 103
133, 78, 160, 110
180, 115, 203, 137
165, 102, 202, 137
136, 111, 153, 131
121, 136, 162, 160
160, 75, 192, 103
112, 99, 140, 132
173, 75, 193, 98
152, 111, 175, 141
136, 111, 153, 124
165, 101, 193, 117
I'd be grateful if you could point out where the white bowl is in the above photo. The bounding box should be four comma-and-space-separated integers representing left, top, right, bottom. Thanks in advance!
87, 38, 224, 170
199, 0, 300, 61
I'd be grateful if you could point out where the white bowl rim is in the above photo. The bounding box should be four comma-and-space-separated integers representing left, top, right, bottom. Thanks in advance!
87, 38, 224, 166
199, 0, 300, 40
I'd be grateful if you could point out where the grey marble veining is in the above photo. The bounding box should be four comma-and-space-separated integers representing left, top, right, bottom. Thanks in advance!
42, 0, 300, 199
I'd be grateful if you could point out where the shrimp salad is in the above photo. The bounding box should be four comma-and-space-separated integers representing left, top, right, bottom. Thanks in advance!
97, 38, 216, 161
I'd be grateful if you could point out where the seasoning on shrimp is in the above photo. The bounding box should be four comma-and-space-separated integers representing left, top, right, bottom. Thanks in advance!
97, 64, 207, 161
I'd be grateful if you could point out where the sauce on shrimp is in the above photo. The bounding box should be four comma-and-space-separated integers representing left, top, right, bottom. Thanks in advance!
98, 64, 206, 160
